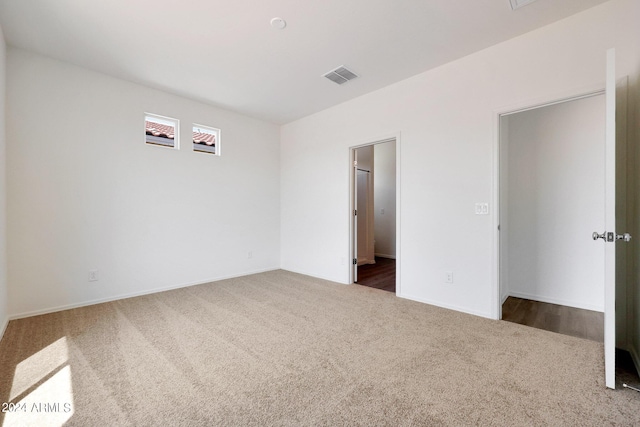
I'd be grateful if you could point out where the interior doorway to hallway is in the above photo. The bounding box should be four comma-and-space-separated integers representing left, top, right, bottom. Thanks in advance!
351, 139, 397, 293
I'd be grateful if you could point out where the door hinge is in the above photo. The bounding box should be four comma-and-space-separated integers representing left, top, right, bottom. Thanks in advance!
354, 209, 357, 216
353, 258, 357, 265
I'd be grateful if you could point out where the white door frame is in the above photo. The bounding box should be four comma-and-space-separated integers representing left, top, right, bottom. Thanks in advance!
492, 86, 605, 320
492, 85, 605, 321
493, 64, 629, 389
349, 133, 401, 295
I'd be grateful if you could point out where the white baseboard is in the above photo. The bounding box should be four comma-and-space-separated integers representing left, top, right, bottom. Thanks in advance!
0, 316, 8, 344
357, 258, 375, 266
279, 267, 347, 285
501, 293, 509, 305
399, 292, 492, 320
508, 291, 603, 312
9, 267, 280, 321
374, 253, 396, 259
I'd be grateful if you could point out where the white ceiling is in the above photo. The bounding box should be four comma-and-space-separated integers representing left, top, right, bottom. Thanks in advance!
0, 0, 609, 124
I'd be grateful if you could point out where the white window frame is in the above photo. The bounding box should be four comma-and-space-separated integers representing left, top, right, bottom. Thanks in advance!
145, 113, 180, 150
192, 123, 221, 156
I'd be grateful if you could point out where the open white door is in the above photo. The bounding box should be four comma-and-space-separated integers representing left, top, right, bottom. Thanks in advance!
598, 48, 632, 389
604, 47, 616, 390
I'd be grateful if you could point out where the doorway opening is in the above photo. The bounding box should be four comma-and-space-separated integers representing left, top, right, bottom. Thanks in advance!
498, 92, 606, 342
496, 52, 635, 390
350, 138, 398, 294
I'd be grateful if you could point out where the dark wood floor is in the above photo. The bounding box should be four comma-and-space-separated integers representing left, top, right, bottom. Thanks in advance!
502, 296, 604, 342
356, 257, 395, 293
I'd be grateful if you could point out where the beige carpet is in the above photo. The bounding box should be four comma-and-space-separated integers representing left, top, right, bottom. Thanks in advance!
0, 270, 639, 426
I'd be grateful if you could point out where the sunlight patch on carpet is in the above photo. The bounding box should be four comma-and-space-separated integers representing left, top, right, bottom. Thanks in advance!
6, 337, 74, 426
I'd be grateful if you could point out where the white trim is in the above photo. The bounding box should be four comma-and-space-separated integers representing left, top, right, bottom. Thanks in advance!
500, 293, 509, 306
349, 147, 357, 284
347, 132, 401, 297
499, 90, 604, 117
8, 267, 279, 321
492, 83, 606, 321
374, 253, 396, 259
192, 122, 221, 156
494, 82, 605, 118
0, 316, 8, 344
395, 134, 401, 296
399, 293, 492, 320
281, 268, 349, 285
348, 133, 398, 150
507, 292, 604, 313
492, 104, 501, 320
144, 112, 180, 150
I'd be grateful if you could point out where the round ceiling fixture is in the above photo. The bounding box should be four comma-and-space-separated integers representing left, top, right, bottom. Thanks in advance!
270, 17, 287, 30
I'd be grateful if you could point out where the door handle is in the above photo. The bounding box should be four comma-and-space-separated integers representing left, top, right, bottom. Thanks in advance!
616, 233, 632, 242
592, 231, 632, 242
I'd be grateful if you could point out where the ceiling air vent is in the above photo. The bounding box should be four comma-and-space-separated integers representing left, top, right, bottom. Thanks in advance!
509, 0, 538, 10
323, 66, 358, 85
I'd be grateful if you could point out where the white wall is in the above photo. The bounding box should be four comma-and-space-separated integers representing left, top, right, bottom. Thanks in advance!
503, 95, 605, 311
6, 49, 281, 318
0, 24, 7, 337
280, 0, 640, 318
373, 141, 396, 258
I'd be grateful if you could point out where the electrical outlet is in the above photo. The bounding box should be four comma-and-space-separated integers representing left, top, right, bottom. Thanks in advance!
89, 270, 99, 282
475, 203, 489, 215
445, 271, 453, 284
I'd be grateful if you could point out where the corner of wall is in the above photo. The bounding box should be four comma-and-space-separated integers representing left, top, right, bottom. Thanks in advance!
0, 318, 8, 344
5, 49, 281, 316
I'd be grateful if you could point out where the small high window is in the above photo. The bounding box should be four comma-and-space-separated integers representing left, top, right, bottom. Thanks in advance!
193, 124, 220, 155
145, 113, 179, 149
